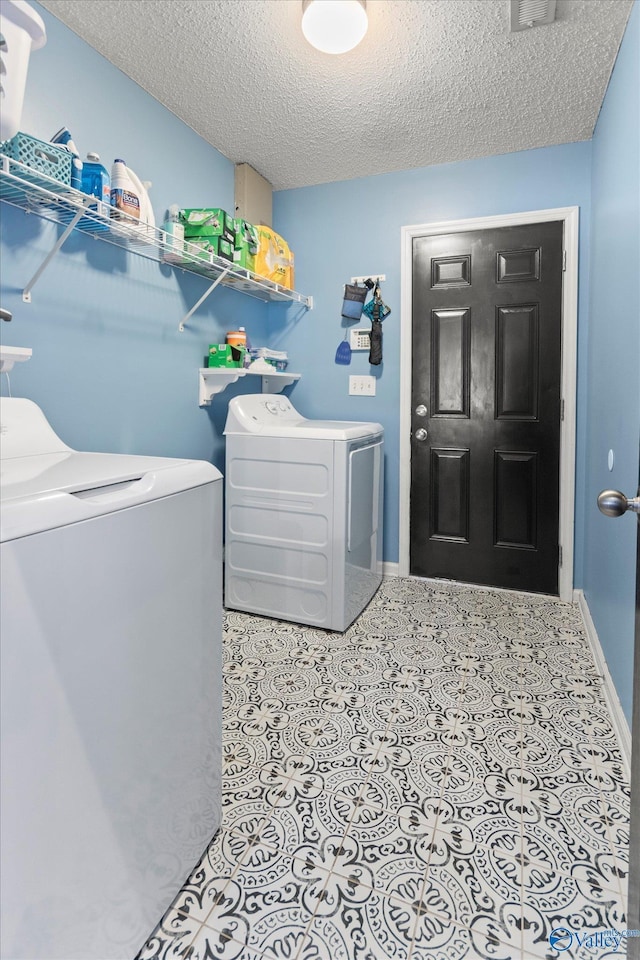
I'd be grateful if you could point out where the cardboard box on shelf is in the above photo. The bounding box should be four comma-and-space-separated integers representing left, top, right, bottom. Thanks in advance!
180, 208, 235, 242
207, 343, 246, 368
234, 219, 259, 252
233, 219, 259, 273
287, 249, 295, 290
233, 245, 256, 272
185, 236, 234, 263
254, 226, 294, 288
218, 237, 234, 262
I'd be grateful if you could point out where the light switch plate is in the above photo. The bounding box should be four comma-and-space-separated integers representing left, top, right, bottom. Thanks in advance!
349, 328, 371, 351
349, 375, 376, 396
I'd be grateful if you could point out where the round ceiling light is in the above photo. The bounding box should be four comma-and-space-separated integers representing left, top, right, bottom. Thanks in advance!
301, 0, 368, 55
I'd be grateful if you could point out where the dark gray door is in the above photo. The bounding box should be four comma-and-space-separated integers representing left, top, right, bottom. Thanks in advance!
410, 221, 563, 594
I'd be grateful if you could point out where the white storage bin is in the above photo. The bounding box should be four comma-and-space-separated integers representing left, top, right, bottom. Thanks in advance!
0, 0, 46, 143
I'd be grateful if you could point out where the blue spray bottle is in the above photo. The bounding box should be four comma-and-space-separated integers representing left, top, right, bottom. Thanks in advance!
50, 127, 82, 190
81, 153, 110, 204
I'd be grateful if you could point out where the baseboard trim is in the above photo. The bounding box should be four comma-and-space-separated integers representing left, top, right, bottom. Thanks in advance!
382, 562, 401, 577
575, 588, 632, 772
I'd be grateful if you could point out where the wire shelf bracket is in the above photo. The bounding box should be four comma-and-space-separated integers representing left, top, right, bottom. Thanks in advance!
178, 269, 231, 333
22, 203, 87, 302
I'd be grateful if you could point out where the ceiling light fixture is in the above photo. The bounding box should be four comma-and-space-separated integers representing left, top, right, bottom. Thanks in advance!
301, 0, 368, 55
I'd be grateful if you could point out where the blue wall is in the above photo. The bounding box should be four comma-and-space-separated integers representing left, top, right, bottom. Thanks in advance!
582, 1, 639, 722
0, 3, 276, 473
274, 144, 592, 574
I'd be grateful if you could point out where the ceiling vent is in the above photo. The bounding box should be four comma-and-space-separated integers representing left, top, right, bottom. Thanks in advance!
510, 0, 557, 31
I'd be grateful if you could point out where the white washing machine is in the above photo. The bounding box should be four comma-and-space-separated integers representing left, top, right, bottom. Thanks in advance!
224, 394, 383, 631
0, 398, 222, 959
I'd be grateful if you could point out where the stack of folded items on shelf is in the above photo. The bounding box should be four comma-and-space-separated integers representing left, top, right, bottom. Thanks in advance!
250, 347, 289, 371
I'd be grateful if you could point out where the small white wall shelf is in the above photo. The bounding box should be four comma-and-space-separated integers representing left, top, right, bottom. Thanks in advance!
0, 157, 313, 326
199, 368, 300, 406
0, 345, 32, 372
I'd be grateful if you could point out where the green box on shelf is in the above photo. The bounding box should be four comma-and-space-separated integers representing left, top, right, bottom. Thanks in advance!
183, 238, 211, 263
234, 219, 259, 254
207, 344, 246, 368
180, 207, 235, 242
232, 219, 259, 272
184, 236, 234, 263
233, 244, 256, 272
218, 237, 234, 261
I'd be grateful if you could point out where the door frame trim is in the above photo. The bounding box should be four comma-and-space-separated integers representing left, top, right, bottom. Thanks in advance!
399, 206, 579, 602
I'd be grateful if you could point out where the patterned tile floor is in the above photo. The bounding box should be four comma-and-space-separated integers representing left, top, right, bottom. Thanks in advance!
137, 578, 630, 960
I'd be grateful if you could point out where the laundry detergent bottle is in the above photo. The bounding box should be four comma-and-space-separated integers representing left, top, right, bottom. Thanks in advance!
81, 152, 110, 203
125, 164, 155, 241
110, 159, 140, 223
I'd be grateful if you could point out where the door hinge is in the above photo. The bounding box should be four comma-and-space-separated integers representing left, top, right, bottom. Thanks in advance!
558, 545, 563, 566
560, 398, 565, 421
562, 249, 567, 271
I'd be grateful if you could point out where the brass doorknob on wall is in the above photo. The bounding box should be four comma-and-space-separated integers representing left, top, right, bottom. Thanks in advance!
597, 489, 640, 517
414, 428, 428, 442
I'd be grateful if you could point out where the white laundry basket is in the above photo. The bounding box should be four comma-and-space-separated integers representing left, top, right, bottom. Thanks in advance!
0, 0, 46, 143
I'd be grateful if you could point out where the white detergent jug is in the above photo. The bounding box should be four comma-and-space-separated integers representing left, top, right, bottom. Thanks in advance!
125, 164, 155, 243
110, 160, 155, 242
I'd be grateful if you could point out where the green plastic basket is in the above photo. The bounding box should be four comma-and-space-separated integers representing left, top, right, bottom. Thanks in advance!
0, 132, 72, 186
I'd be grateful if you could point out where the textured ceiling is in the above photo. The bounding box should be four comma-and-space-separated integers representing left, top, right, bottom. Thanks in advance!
39, 0, 633, 191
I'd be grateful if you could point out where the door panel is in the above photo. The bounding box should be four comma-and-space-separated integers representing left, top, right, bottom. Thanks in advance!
497, 246, 540, 282
495, 304, 539, 419
430, 448, 470, 541
431, 254, 471, 287
494, 450, 537, 548
431, 309, 470, 417
410, 222, 563, 594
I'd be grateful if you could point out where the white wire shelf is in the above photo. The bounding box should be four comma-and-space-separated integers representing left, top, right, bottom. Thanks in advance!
0, 156, 313, 318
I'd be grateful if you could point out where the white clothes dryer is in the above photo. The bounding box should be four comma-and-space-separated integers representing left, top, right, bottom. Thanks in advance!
224, 394, 383, 631
0, 398, 222, 959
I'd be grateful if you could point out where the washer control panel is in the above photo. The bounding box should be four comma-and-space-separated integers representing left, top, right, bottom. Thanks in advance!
262, 398, 297, 418
225, 394, 305, 434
